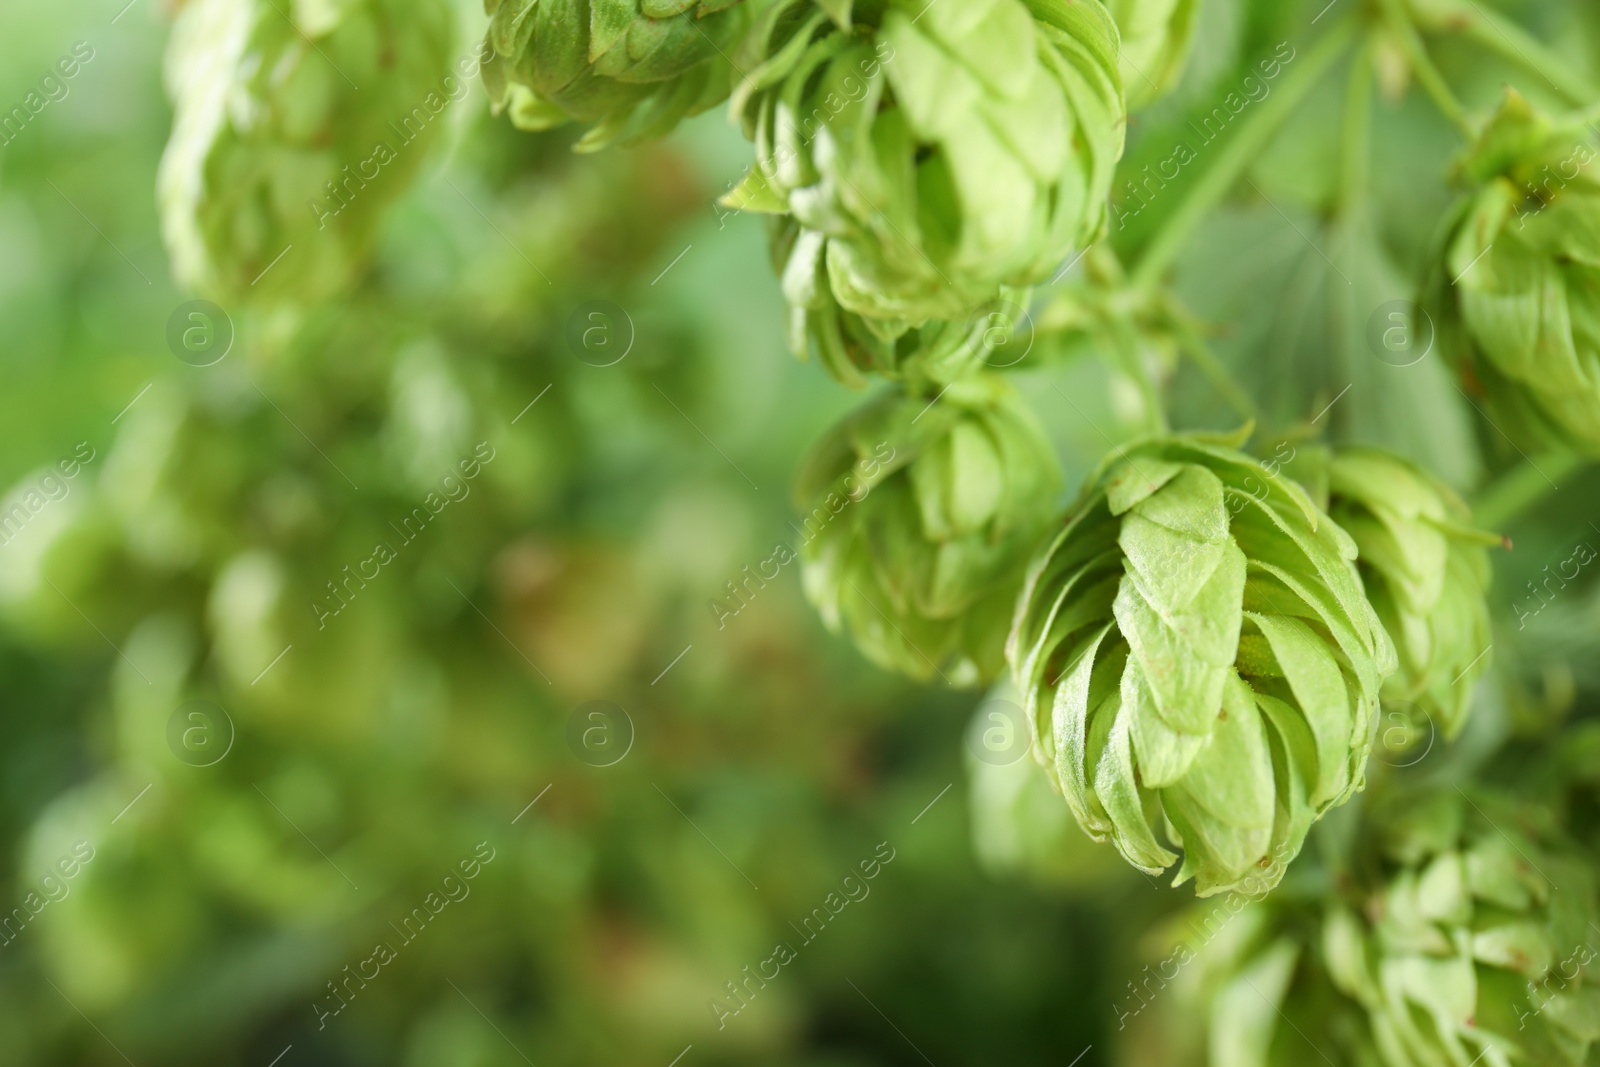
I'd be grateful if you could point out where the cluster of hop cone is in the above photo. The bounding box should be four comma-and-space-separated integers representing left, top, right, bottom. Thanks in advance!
155, 0, 1600, 1062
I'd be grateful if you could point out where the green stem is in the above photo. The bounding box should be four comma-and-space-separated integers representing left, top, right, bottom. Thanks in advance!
1379, 0, 1476, 138
1175, 325, 1256, 424
1340, 43, 1374, 215
1130, 18, 1358, 291
1452, 4, 1596, 107
1472, 452, 1587, 530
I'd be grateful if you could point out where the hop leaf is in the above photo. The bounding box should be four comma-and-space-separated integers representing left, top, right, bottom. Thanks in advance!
159, 0, 458, 304
797, 373, 1061, 687
1009, 433, 1395, 897
1438, 90, 1600, 457
771, 216, 1031, 388
481, 0, 754, 151
729, 0, 1125, 323
1329, 786, 1600, 1067
1326, 447, 1497, 742
1104, 0, 1197, 109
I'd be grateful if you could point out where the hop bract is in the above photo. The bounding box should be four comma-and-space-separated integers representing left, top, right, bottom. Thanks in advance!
797, 374, 1061, 688
159, 0, 457, 304
1105, 0, 1197, 109
772, 216, 1031, 388
1441, 90, 1600, 456
1327, 787, 1600, 1067
1009, 433, 1395, 897
1327, 447, 1495, 742
482, 0, 753, 152
728, 0, 1124, 324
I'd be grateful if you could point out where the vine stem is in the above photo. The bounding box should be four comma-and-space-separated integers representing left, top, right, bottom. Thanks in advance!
1472, 453, 1586, 531
1379, 0, 1476, 139
1130, 18, 1358, 292
1449, 2, 1596, 107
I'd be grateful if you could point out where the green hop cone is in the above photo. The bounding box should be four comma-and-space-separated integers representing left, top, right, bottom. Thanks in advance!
1326, 786, 1600, 1067
797, 373, 1061, 688
159, 0, 457, 304
1326, 447, 1498, 743
481, 0, 754, 151
771, 215, 1032, 388
1437, 90, 1600, 456
1105, 0, 1197, 109
1009, 432, 1395, 897
728, 0, 1124, 323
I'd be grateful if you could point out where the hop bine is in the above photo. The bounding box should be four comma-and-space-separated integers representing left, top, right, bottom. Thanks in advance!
159, 0, 457, 304
726, 0, 1125, 325
796, 373, 1061, 688
482, 0, 755, 151
1009, 432, 1395, 897
1436, 89, 1600, 457
1326, 786, 1600, 1067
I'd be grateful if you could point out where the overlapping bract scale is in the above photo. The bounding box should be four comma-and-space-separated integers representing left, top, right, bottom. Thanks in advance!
482, 0, 754, 150
797, 374, 1061, 688
728, 0, 1124, 324
1009, 434, 1395, 897
159, 0, 457, 303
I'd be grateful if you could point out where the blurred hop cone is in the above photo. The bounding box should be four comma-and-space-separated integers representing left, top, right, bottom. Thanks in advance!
1326, 786, 1600, 1067
796, 373, 1061, 689
771, 215, 1031, 389
1103, 0, 1197, 109
159, 0, 457, 304
726, 0, 1125, 324
1008, 431, 1395, 898
1439, 89, 1600, 456
481, 0, 756, 151
1326, 447, 1497, 744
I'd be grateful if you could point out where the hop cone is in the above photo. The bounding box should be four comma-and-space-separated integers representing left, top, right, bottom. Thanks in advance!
1439, 90, 1600, 456
1326, 447, 1497, 742
797, 374, 1061, 687
1327, 787, 1600, 1067
159, 0, 456, 304
1105, 0, 1197, 109
772, 216, 1031, 388
1009, 432, 1395, 897
482, 0, 754, 151
728, 0, 1124, 323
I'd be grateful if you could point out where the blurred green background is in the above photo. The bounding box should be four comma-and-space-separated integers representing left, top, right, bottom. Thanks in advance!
3, 0, 1600, 1064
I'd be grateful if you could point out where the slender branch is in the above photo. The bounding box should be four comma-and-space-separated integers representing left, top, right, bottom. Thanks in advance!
1129, 19, 1358, 292
1451, 3, 1596, 107
1379, 0, 1476, 138
1471, 452, 1586, 530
